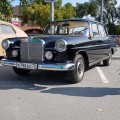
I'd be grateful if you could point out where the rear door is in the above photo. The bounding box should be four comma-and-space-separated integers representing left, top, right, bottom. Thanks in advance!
97, 24, 110, 58
86, 23, 103, 62
89, 23, 109, 61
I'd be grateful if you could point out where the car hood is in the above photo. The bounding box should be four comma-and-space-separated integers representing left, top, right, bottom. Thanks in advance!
33, 35, 88, 47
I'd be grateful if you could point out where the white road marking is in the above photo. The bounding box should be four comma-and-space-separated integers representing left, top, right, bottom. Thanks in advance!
96, 67, 109, 83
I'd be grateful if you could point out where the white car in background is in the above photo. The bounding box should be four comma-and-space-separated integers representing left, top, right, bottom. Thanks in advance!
0, 21, 28, 59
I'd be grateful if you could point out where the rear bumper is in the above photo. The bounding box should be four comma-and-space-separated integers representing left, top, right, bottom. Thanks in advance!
1, 59, 75, 71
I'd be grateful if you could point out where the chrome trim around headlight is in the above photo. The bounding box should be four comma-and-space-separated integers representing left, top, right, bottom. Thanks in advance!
55, 40, 67, 52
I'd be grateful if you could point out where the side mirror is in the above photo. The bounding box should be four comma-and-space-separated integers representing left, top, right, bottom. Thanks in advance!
88, 35, 93, 40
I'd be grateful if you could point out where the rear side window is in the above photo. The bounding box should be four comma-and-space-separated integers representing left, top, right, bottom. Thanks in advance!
92, 24, 99, 37
0, 24, 16, 35
98, 24, 107, 37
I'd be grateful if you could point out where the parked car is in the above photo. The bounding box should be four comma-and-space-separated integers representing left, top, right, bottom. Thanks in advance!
1, 19, 116, 83
0, 21, 28, 59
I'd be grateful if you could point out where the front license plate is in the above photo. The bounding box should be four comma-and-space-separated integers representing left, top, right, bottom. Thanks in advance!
16, 63, 37, 69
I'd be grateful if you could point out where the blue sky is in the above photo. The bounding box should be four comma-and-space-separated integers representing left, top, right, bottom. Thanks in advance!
11, 0, 91, 6
12, 0, 120, 6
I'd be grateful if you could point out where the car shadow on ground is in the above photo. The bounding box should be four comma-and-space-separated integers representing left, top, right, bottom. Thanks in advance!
0, 65, 119, 98
0, 64, 100, 90
0, 70, 71, 91
41, 87, 120, 97
0, 65, 109, 91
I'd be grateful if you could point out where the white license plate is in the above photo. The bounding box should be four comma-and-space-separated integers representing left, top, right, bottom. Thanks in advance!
16, 63, 37, 69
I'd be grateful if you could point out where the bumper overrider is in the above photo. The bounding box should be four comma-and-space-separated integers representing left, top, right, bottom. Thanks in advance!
1, 59, 75, 71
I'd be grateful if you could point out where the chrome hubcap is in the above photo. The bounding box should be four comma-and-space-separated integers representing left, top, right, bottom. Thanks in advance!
76, 59, 84, 78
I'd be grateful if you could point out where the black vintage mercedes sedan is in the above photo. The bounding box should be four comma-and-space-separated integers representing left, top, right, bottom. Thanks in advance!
1, 19, 117, 83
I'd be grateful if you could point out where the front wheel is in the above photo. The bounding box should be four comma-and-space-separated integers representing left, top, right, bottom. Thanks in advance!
103, 51, 112, 66
68, 54, 85, 83
13, 67, 31, 75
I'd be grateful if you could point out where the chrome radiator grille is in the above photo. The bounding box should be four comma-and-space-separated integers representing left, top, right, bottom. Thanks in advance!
20, 39, 44, 63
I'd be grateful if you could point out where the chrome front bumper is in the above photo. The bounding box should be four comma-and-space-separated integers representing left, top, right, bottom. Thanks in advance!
1, 59, 75, 71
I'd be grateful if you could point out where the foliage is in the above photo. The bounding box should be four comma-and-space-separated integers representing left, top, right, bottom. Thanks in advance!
75, 0, 120, 24
0, 0, 13, 21
107, 24, 120, 35
15, 0, 120, 34
20, 1, 76, 28
20, 2, 64, 28
75, 0, 120, 35
115, 25, 120, 35
20, 0, 33, 5
94, 0, 120, 25
20, 0, 62, 9
75, 1, 98, 18
61, 2, 76, 19
54, 0, 62, 9
0, 12, 5, 21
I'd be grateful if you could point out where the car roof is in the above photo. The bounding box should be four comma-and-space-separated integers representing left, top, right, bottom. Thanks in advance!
0, 20, 23, 30
51, 18, 101, 24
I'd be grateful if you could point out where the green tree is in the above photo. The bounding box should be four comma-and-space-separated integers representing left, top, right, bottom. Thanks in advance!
0, 12, 5, 21
94, 0, 119, 25
115, 25, 120, 35
20, 2, 64, 28
117, 6, 120, 23
61, 2, 76, 19
95, 0, 120, 34
75, 0, 120, 35
75, 1, 98, 18
54, 0, 62, 9
32, 0, 62, 9
0, 0, 13, 21
34, 0, 46, 4
103, 0, 117, 23
20, 0, 33, 5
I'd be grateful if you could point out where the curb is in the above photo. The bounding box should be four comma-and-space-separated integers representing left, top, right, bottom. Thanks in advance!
112, 56, 120, 60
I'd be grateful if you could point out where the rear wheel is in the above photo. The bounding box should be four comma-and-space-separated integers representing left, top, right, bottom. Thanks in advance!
13, 67, 31, 75
68, 54, 85, 83
103, 51, 112, 66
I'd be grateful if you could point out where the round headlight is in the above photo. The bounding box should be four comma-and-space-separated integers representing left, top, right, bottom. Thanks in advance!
2, 40, 10, 50
12, 50, 18, 57
45, 51, 53, 60
55, 40, 67, 52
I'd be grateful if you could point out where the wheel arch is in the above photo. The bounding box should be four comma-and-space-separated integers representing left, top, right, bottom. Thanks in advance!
76, 51, 89, 69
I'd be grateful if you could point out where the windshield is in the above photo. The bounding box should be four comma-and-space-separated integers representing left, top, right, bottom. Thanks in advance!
44, 21, 89, 36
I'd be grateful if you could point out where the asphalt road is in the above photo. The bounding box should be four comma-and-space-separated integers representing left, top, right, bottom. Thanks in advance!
0, 60, 120, 120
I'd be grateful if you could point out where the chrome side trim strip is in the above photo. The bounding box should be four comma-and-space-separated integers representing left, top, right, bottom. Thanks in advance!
1, 59, 75, 71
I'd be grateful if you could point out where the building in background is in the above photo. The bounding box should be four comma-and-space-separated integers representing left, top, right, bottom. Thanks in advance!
12, 5, 43, 35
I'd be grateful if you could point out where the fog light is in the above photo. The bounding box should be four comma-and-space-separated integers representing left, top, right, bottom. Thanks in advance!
12, 50, 18, 57
45, 51, 53, 60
